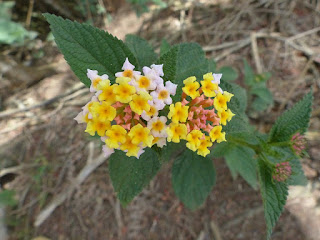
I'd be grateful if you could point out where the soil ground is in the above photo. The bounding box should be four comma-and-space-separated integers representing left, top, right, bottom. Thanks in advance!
1, 0, 320, 240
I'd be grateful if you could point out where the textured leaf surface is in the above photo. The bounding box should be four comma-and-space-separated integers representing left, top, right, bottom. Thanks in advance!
172, 149, 216, 210
125, 34, 157, 70
159, 43, 208, 101
207, 58, 217, 72
251, 87, 273, 111
160, 39, 171, 56
225, 145, 258, 189
219, 66, 238, 82
44, 13, 137, 86
258, 159, 288, 239
109, 149, 160, 205
269, 91, 313, 142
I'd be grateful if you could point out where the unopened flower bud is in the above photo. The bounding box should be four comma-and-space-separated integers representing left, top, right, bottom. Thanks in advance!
272, 162, 292, 182
291, 133, 306, 156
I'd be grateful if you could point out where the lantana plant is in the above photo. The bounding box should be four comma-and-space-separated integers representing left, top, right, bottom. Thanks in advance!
45, 14, 313, 239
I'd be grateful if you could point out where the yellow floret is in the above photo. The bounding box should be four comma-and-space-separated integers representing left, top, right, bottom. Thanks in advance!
129, 92, 152, 115
203, 72, 214, 81
182, 76, 200, 99
85, 118, 111, 136
120, 135, 141, 157
114, 77, 136, 103
218, 109, 235, 125
197, 136, 213, 157
128, 124, 154, 147
209, 125, 226, 143
223, 91, 234, 102
200, 79, 218, 98
186, 130, 204, 151
105, 125, 127, 148
213, 93, 228, 112
168, 102, 189, 123
90, 101, 116, 122
96, 80, 117, 104
166, 123, 187, 143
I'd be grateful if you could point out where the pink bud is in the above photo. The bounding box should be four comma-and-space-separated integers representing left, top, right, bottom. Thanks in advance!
272, 162, 292, 182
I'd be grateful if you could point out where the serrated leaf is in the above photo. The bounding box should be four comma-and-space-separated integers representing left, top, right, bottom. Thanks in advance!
109, 148, 160, 206
225, 145, 258, 189
210, 141, 230, 158
172, 149, 216, 210
219, 66, 238, 82
244, 59, 255, 86
125, 34, 157, 70
159, 43, 208, 101
160, 38, 171, 56
258, 159, 288, 239
44, 13, 137, 87
269, 91, 313, 142
0, 190, 17, 206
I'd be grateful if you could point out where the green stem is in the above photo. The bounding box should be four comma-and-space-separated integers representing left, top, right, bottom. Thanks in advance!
268, 141, 291, 147
259, 152, 274, 168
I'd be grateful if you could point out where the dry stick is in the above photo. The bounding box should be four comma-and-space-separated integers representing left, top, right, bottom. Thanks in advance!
287, 27, 320, 42
0, 83, 85, 119
34, 143, 107, 227
214, 38, 251, 62
25, 0, 34, 28
251, 32, 263, 74
203, 38, 250, 52
210, 221, 222, 240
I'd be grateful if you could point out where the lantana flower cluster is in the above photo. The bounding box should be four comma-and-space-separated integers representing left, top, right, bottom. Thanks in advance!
75, 58, 177, 158
167, 73, 235, 157
75, 58, 235, 159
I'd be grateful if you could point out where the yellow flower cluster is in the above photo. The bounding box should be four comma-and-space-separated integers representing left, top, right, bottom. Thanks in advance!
167, 72, 235, 157
75, 58, 177, 158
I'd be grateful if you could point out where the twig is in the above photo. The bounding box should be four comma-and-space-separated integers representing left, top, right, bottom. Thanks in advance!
0, 83, 85, 119
203, 38, 250, 52
287, 27, 320, 42
34, 143, 107, 227
210, 221, 222, 240
214, 38, 251, 62
115, 199, 123, 238
0, 164, 37, 178
251, 32, 263, 74
25, 0, 34, 28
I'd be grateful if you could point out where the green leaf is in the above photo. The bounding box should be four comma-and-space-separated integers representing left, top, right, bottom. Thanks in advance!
251, 87, 273, 112
159, 141, 186, 162
268, 91, 313, 142
0, 190, 17, 206
288, 158, 307, 186
109, 148, 160, 206
160, 39, 171, 56
207, 58, 216, 72
125, 34, 157, 70
44, 13, 137, 87
243, 59, 255, 86
219, 66, 238, 82
258, 159, 288, 239
172, 149, 216, 210
159, 42, 208, 101
225, 145, 258, 189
